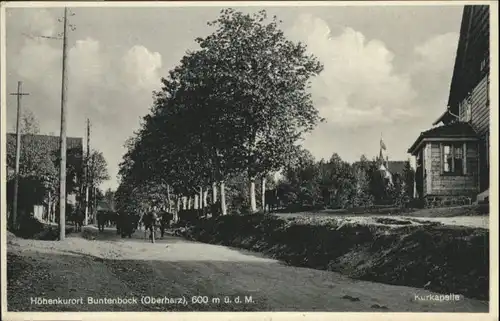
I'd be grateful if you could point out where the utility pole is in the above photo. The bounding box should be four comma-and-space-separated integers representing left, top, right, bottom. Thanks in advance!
84, 119, 90, 225
90, 152, 97, 224
9, 81, 30, 230
94, 185, 98, 224
20, 7, 75, 238
58, 7, 70, 241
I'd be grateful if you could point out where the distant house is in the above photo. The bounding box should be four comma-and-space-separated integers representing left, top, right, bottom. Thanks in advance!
408, 5, 490, 207
6, 133, 84, 221
384, 161, 409, 177
352, 160, 409, 177
97, 201, 113, 212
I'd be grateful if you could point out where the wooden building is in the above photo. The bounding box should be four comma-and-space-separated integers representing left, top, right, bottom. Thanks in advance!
408, 5, 490, 207
6, 133, 84, 221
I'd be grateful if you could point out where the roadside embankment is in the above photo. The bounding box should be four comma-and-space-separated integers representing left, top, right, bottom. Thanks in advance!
174, 214, 489, 301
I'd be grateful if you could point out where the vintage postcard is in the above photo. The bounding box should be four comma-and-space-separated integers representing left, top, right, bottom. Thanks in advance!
1, 1, 498, 321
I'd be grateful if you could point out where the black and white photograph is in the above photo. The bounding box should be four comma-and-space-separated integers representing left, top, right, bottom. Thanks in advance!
1, 1, 497, 317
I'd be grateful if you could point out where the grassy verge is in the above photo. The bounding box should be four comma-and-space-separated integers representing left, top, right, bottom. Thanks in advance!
277, 203, 489, 217
175, 214, 489, 301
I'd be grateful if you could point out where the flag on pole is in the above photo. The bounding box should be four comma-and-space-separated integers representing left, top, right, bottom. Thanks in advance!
378, 135, 393, 186
380, 138, 387, 150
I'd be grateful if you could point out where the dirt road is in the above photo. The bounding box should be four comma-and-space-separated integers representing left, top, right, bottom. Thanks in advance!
7, 227, 488, 312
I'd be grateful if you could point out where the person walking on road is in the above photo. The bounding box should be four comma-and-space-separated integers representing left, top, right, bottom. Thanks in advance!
142, 206, 158, 243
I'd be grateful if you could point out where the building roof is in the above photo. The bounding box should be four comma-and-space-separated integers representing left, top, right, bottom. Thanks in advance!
97, 201, 112, 211
352, 160, 409, 176
386, 161, 409, 176
432, 109, 457, 126
6, 133, 83, 152
407, 122, 478, 155
446, 5, 490, 120
6, 133, 83, 171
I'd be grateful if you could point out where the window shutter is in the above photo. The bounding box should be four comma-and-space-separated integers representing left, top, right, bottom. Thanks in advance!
440, 143, 444, 175
463, 142, 467, 175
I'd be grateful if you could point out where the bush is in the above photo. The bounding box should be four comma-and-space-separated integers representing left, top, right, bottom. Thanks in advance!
15, 214, 45, 238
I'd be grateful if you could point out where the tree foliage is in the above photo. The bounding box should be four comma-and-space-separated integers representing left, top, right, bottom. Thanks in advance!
5, 111, 111, 220
116, 8, 324, 215
87, 150, 110, 188
115, 9, 416, 215
277, 153, 414, 210
20, 109, 40, 135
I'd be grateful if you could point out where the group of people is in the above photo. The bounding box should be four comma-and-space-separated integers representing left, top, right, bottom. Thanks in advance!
129, 207, 174, 243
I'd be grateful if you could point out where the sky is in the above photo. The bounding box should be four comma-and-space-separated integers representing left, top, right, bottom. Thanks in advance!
4, 3, 465, 191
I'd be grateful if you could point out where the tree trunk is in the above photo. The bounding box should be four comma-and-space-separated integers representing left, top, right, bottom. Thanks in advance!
166, 184, 172, 212
220, 180, 227, 215
203, 190, 208, 208
261, 176, 266, 213
199, 186, 203, 209
187, 196, 192, 210
194, 194, 199, 210
47, 191, 52, 223
50, 201, 57, 223
176, 196, 181, 222
212, 181, 217, 204
249, 176, 257, 213
182, 196, 187, 210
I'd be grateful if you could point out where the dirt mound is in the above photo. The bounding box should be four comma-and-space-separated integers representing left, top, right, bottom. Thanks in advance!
175, 214, 489, 300
332, 225, 489, 300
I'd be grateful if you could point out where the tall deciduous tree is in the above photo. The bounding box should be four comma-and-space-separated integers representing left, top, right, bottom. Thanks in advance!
10, 108, 40, 135
20, 109, 40, 135
402, 161, 415, 200
117, 9, 324, 216
193, 9, 324, 213
104, 189, 115, 211
88, 150, 110, 190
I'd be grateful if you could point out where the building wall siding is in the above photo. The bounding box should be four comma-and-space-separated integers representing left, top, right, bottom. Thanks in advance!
470, 75, 490, 136
426, 141, 479, 196
447, 5, 489, 113
424, 143, 432, 195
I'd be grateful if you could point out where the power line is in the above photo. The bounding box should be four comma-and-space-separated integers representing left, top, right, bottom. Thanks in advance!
22, 32, 62, 41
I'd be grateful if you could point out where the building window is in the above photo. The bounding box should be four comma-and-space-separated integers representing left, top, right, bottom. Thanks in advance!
442, 143, 466, 175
